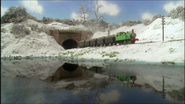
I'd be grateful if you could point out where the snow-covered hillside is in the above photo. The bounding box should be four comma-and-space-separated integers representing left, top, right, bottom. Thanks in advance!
1, 20, 63, 56
1, 19, 88, 56
1, 17, 184, 64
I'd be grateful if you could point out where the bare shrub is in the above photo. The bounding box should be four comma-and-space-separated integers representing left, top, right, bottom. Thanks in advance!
72, 19, 81, 25
108, 23, 120, 30
82, 18, 108, 32
41, 16, 54, 24
54, 18, 62, 23
62, 19, 76, 25
29, 24, 38, 31
1, 6, 38, 23
99, 19, 108, 31
82, 18, 98, 32
1, 27, 6, 33
168, 6, 184, 21
151, 14, 162, 23
27, 24, 50, 35
52, 18, 81, 25
10, 24, 30, 38
143, 19, 151, 25
119, 20, 142, 27
37, 26, 50, 35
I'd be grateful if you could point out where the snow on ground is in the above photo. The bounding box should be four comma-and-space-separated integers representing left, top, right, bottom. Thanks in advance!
1, 19, 64, 56
47, 21, 89, 31
1, 17, 184, 64
58, 40, 184, 64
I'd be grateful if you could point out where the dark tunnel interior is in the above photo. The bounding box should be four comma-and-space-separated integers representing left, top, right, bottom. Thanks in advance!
62, 63, 79, 72
62, 39, 78, 49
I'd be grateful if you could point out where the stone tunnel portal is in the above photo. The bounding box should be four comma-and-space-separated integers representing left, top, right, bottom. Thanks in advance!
62, 39, 78, 49
50, 29, 93, 50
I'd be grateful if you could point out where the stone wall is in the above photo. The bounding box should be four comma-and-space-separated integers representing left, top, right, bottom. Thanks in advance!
49, 29, 93, 46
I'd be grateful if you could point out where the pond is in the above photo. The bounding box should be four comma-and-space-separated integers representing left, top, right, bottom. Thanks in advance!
1, 59, 184, 103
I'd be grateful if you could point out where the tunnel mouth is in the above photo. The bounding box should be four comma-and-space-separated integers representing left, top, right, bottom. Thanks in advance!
62, 63, 79, 72
62, 39, 78, 49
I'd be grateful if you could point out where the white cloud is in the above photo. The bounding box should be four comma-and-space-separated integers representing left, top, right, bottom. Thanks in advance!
71, 12, 89, 21
98, 1, 120, 16
71, 12, 80, 20
142, 12, 153, 20
1, 6, 8, 17
163, 1, 184, 13
22, 0, 43, 14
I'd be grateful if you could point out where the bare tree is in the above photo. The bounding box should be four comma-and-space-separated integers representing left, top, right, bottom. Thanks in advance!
77, 3, 90, 23
1, 6, 37, 23
143, 19, 151, 25
91, 0, 105, 23
168, 6, 184, 21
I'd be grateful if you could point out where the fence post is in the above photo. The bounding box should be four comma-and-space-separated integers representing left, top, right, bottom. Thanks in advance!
162, 16, 165, 41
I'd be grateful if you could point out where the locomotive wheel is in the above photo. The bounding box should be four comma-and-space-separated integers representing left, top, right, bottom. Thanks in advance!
131, 40, 135, 44
123, 41, 126, 44
131, 76, 137, 81
126, 40, 129, 44
119, 42, 122, 45
119, 42, 121, 45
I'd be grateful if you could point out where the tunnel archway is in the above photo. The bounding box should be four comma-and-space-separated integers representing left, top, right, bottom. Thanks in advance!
62, 39, 78, 49
62, 63, 79, 72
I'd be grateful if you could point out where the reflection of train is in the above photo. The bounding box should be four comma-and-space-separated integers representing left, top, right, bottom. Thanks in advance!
79, 29, 139, 47
115, 75, 137, 83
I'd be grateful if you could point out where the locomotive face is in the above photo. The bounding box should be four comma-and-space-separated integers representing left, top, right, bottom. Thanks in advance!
131, 32, 136, 38
131, 29, 136, 38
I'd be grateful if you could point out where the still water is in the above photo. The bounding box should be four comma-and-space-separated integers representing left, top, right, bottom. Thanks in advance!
1, 59, 184, 103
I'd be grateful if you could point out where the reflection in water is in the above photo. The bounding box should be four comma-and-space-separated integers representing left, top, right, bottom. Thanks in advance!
167, 88, 184, 103
142, 77, 166, 99
46, 62, 184, 103
48, 63, 94, 82
162, 77, 165, 99
1, 60, 184, 103
88, 67, 104, 74
63, 63, 78, 72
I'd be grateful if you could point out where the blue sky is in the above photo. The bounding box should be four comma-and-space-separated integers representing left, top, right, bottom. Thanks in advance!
1, 0, 184, 24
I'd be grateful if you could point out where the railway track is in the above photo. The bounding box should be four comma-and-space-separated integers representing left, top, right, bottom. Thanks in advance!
135, 39, 184, 44
82, 39, 184, 47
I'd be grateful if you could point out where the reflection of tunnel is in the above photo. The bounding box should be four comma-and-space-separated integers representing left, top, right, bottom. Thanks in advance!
62, 39, 78, 49
49, 63, 81, 82
63, 63, 79, 72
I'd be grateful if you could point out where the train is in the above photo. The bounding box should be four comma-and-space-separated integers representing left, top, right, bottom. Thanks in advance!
79, 29, 139, 48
